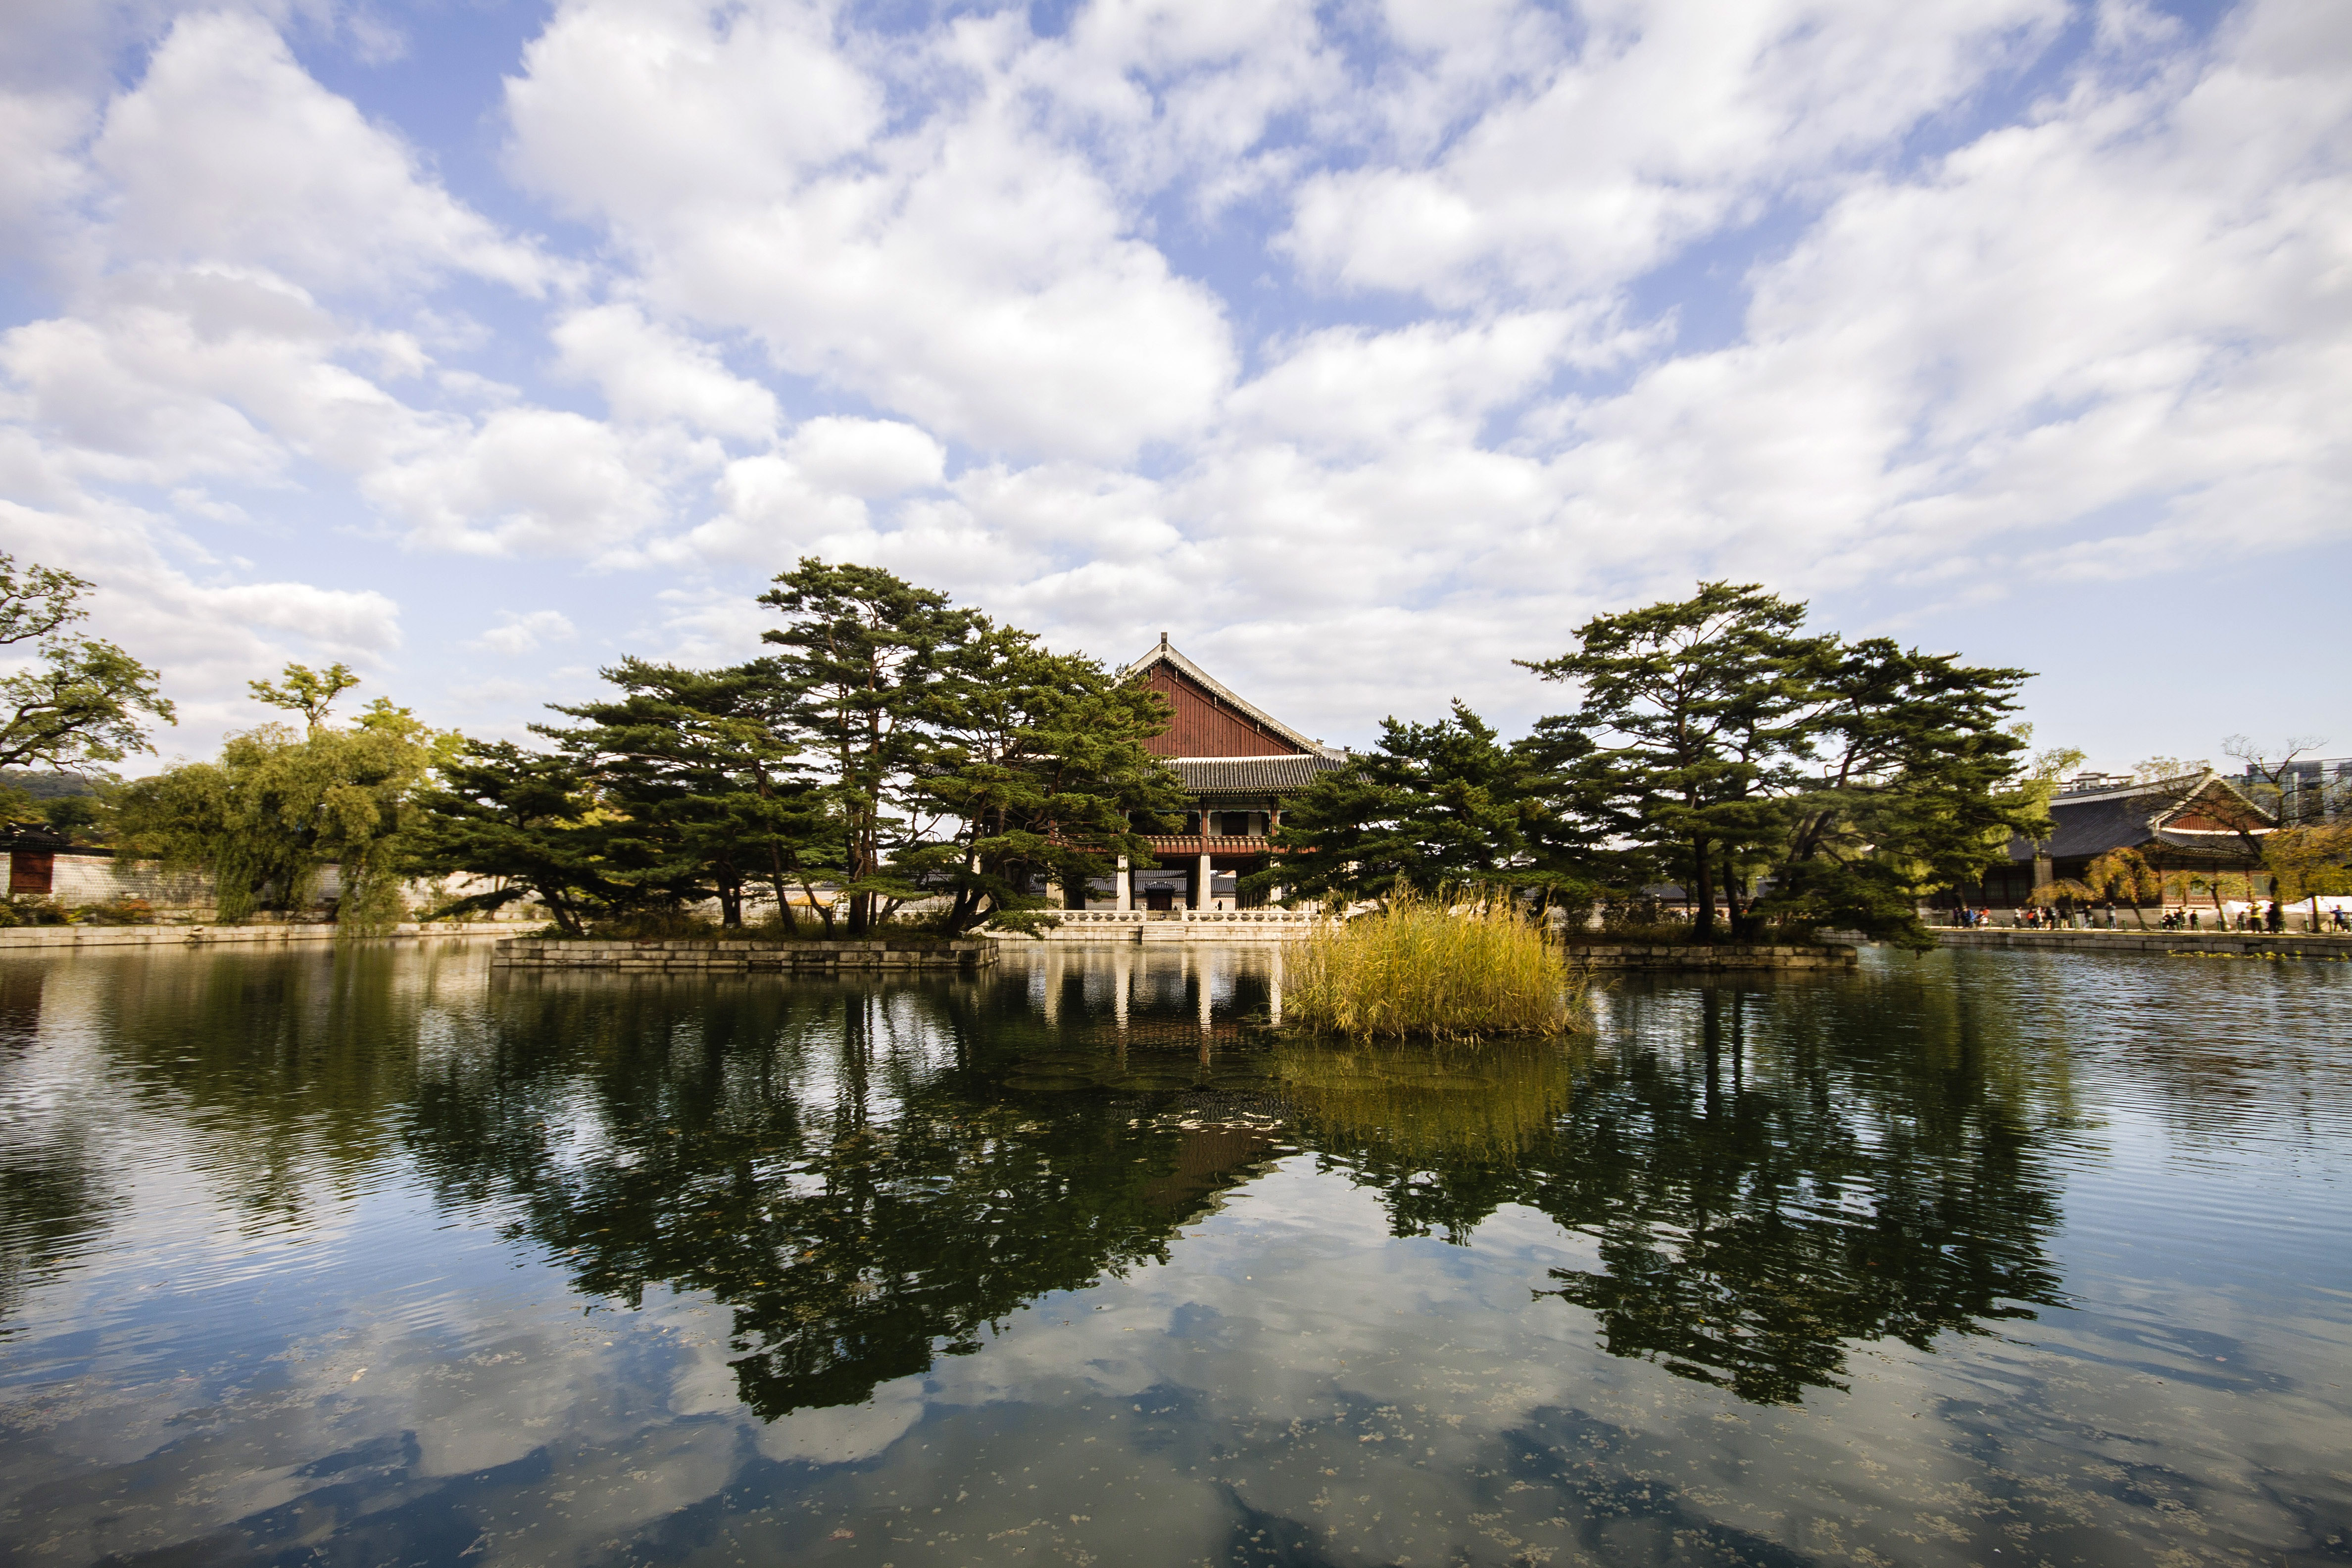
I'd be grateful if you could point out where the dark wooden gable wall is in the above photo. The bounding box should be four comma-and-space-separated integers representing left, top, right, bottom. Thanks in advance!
1139, 667, 1305, 758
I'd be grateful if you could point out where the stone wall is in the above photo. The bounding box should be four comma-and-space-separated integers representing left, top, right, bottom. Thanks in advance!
1565, 942, 1860, 971
0, 922, 518, 950
493, 937, 997, 973
1937, 929, 2352, 959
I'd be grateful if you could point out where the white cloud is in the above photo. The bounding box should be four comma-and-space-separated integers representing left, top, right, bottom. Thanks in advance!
784, 417, 945, 497
0, 0, 2346, 767
93, 11, 556, 295
472, 608, 577, 655
364, 406, 677, 557
551, 303, 779, 439
201, 580, 403, 652
504, 0, 1240, 462
1284, 0, 2066, 305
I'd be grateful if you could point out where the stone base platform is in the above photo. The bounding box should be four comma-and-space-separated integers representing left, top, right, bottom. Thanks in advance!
1936, 929, 2352, 960
492, 937, 997, 973
1566, 942, 1860, 971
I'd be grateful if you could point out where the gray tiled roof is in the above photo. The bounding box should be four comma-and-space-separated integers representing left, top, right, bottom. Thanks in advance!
1166, 754, 1349, 793
2007, 772, 2270, 862
2013, 791, 2163, 860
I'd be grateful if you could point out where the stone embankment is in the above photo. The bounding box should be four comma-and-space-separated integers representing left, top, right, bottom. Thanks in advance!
0, 921, 522, 950
1937, 929, 2352, 960
1565, 942, 1859, 971
492, 937, 997, 974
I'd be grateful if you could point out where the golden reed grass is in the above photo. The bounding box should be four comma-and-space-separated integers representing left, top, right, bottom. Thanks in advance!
1281, 888, 1583, 1042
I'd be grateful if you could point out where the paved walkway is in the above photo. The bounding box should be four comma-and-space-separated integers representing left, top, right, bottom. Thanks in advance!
1935, 928, 2352, 958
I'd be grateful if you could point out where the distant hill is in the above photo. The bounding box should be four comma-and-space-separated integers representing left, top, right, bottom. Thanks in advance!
0, 770, 102, 801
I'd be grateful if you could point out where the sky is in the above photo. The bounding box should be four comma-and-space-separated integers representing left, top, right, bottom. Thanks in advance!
0, 0, 2346, 777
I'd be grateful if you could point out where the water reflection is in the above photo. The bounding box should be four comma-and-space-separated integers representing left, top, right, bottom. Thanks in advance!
2, 945, 2074, 1414
404, 973, 1284, 1418
2, 942, 2347, 1568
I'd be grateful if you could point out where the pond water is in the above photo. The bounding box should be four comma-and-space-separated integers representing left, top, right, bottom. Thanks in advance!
1, 941, 2349, 1568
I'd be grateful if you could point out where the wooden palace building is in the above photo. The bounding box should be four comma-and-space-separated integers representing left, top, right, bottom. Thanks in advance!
1066, 635, 1346, 911
1969, 770, 2274, 908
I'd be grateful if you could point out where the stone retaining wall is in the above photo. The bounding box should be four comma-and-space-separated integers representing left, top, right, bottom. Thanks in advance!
1566, 942, 1859, 971
0, 921, 522, 950
1937, 929, 2352, 959
493, 937, 997, 973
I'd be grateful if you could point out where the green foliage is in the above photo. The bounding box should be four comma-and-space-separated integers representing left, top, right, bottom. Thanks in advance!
544, 657, 827, 931
1262, 702, 1585, 908
0, 554, 174, 771
2080, 848, 2163, 926
406, 563, 1181, 941
37, 792, 102, 840
2264, 824, 2352, 904
113, 672, 439, 931
1519, 582, 1819, 938
759, 558, 984, 935
1282, 889, 1580, 1042
1522, 582, 2035, 941
905, 627, 1184, 936
403, 740, 621, 935
247, 662, 360, 730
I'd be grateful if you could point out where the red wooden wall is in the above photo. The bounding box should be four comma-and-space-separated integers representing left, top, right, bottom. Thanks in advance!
1140, 667, 1304, 758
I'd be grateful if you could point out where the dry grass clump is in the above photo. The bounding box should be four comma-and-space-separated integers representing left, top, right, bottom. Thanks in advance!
1282, 889, 1582, 1042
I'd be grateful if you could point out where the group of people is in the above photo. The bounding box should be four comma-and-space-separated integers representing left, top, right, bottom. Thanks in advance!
1952, 902, 2348, 932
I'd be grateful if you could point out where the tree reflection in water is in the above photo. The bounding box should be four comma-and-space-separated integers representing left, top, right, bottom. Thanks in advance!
405, 970, 1286, 1419
1300, 980, 2071, 1405
8, 945, 2072, 1417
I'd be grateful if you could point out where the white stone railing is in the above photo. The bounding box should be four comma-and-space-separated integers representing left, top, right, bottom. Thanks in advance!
1051, 909, 1323, 926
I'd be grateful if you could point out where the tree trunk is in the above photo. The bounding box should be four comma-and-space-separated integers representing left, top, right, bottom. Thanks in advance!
1692, 832, 1717, 940
768, 857, 800, 936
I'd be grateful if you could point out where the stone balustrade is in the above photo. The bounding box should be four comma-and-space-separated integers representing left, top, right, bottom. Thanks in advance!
1015, 908, 1324, 942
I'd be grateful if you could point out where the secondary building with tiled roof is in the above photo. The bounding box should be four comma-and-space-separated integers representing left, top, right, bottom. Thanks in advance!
1970, 770, 2273, 907
1065, 636, 1348, 912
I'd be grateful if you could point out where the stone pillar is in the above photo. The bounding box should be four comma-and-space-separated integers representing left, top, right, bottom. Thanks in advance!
1196, 851, 1212, 911
1043, 877, 1063, 911
1116, 855, 1131, 912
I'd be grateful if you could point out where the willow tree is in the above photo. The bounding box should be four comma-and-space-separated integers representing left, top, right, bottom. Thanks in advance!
113, 668, 443, 930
